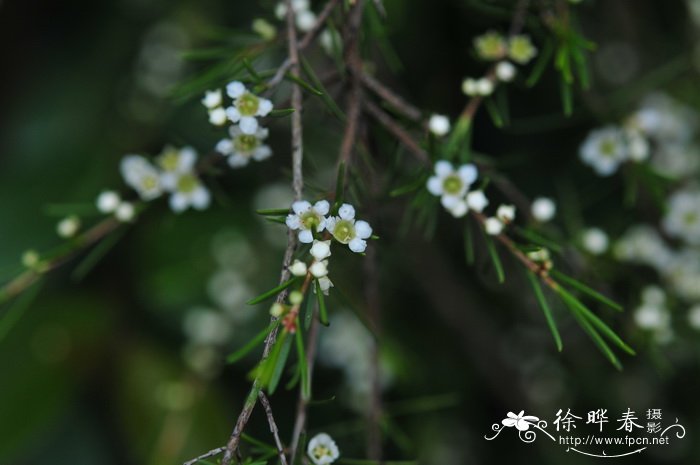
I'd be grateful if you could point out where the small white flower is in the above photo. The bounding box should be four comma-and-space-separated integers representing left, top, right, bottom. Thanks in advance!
466, 190, 489, 213
289, 260, 308, 277
496, 204, 516, 223
115, 202, 136, 222
57, 215, 80, 238
427, 161, 478, 212
641, 285, 666, 307
216, 125, 272, 168
495, 61, 517, 82
428, 114, 451, 137
310, 260, 329, 278
120, 155, 163, 201
531, 197, 556, 222
634, 304, 670, 331
275, 0, 310, 20
320, 28, 342, 55
159, 149, 210, 213
662, 189, 700, 245
97, 191, 121, 213
476, 77, 494, 96
270, 302, 285, 317
625, 128, 650, 162
326, 203, 373, 253
310, 240, 332, 261
286, 200, 330, 243
315, 276, 333, 295
208, 107, 228, 126
581, 227, 609, 255
307, 433, 340, 465
484, 217, 504, 235
224, 81, 273, 135
296, 9, 316, 31
579, 126, 628, 176
688, 304, 700, 330
202, 89, 222, 109
462, 78, 479, 96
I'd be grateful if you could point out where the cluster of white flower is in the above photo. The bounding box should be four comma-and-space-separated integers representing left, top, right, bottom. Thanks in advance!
579, 94, 699, 178
662, 187, 700, 246
203, 81, 274, 169
633, 286, 673, 344
275, 0, 317, 32
461, 31, 537, 97
121, 146, 210, 213
307, 432, 340, 465
284, 201, 373, 294
425, 160, 516, 235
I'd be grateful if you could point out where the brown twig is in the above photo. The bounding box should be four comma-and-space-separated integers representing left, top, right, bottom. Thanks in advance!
183, 446, 226, 465
364, 244, 383, 461
360, 73, 422, 123
364, 100, 430, 163
259, 391, 289, 465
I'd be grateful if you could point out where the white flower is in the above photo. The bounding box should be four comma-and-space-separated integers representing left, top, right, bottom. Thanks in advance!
579, 126, 628, 176
614, 225, 673, 271
224, 81, 273, 135
320, 28, 342, 55
120, 155, 163, 201
463, 77, 494, 96
531, 197, 556, 222
216, 125, 272, 168
428, 114, 451, 136
96, 191, 121, 213
289, 260, 308, 277
275, 0, 311, 20
159, 149, 210, 213
115, 202, 136, 222
634, 304, 670, 331
202, 89, 222, 109
208, 107, 227, 126
310, 260, 329, 278
466, 190, 489, 213
326, 204, 373, 253
315, 276, 334, 295
581, 227, 609, 255
310, 240, 332, 261
641, 285, 666, 307
662, 188, 700, 245
307, 433, 340, 465
484, 217, 504, 235
427, 161, 478, 212
508, 35, 537, 64
688, 304, 700, 330
286, 200, 330, 243
495, 61, 517, 82
57, 216, 80, 238
296, 9, 316, 31
496, 204, 515, 223
625, 128, 650, 162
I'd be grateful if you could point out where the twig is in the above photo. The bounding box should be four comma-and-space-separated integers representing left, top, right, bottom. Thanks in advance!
267, 0, 342, 89
183, 446, 226, 465
259, 391, 289, 465
364, 100, 430, 163
217, 2, 308, 463
338, 0, 366, 169
364, 244, 383, 461
360, 73, 422, 122
288, 305, 322, 462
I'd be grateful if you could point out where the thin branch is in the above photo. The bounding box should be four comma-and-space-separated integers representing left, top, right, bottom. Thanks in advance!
267, 0, 342, 89
360, 73, 422, 123
259, 391, 289, 465
288, 305, 322, 462
183, 446, 226, 465
364, 100, 430, 163
364, 244, 383, 461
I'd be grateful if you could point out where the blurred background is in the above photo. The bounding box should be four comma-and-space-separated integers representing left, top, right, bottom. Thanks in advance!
1, 0, 700, 464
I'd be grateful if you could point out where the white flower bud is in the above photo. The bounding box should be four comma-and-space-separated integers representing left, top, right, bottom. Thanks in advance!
428, 114, 451, 136
310, 240, 332, 260
581, 228, 609, 255
115, 202, 136, 222
57, 216, 80, 238
21, 249, 40, 268
484, 217, 504, 235
466, 190, 489, 213
496, 204, 516, 223
208, 108, 227, 126
289, 260, 308, 277
531, 197, 556, 222
495, 61, 517, 82
310, 260, 328, 278
289, 291, 304, 305
475, 77, 494, 96
202, 89, 222, 109
270, 303, 285, 317
97, 190, 121, 213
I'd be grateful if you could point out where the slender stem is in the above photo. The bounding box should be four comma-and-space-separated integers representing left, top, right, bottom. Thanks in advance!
361, 73, 422, 123
183, 446, 226, 465
364, 245, 383, 461
259, 391, 289, 465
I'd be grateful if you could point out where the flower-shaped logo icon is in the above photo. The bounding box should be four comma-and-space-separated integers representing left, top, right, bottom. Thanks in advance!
502, 411, 539, 431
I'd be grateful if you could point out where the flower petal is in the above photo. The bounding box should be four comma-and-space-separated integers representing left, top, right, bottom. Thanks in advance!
338, 203, 355, 220
349, 237, 367, 253
354, 220, 372, 239
298, 229, 314, 243
434, 160, 453, 177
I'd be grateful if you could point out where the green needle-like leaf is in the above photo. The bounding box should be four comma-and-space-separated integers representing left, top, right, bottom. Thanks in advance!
247, 277, 300, 305
551, 269, 623, 312
527, 271, 563, 352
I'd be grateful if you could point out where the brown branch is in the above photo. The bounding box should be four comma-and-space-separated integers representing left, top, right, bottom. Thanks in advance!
259, 391, 289, 465
288, 305, 322, 462
360, 73, 422, 123
364, 244, 383, 461
183, 446, 226, 465
364, 100, 430, 163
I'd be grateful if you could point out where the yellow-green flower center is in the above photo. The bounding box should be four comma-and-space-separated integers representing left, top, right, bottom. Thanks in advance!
141, 175, 159, 191
158, 150, 180, 172
234, 134, 260, 154
312, 445, 332, 459
301, 210, 321, 230
475, 32, 506, 60
177, 173, 198, 193
442, 174, 463, 195
684, 211, 698, 226
599, 139, 617, 158
508, 36, 535, 63
237, 92, 260, 116
333, 219, 356, 244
